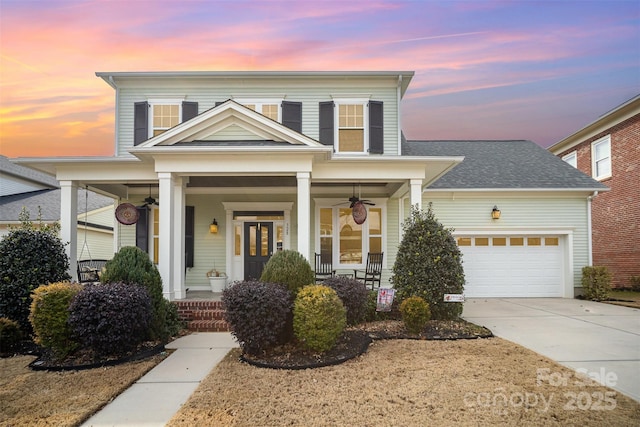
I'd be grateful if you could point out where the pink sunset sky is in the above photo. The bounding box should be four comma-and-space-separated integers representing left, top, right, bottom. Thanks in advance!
0, 0, 638, 158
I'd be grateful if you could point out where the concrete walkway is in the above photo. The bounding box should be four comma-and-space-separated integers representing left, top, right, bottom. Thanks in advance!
81, 332, 238, 427
462, 298, 640, 402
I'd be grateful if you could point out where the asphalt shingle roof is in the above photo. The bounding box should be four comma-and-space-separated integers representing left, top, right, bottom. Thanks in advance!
403, 140, 609, 190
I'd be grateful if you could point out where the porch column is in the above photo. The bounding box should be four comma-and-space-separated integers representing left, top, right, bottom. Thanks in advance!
410, 179, 423, 211
60, 181, 78, 281
172, 176, 186, 300
296, 172, 311, 261
158, 173, 175, 301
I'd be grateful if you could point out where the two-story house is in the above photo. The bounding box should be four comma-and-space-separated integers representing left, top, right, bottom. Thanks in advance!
14, 71, 607, 300
549, 95, 639, 288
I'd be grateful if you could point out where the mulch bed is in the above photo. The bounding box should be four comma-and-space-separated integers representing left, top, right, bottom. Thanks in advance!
23, 340, 166, 371
240, 319, 492, 370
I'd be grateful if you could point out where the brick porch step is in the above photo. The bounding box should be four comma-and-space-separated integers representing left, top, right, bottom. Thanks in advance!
175, 300, 231, 332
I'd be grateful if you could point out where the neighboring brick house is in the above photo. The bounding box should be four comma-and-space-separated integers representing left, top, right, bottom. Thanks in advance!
549, 95, 640, 288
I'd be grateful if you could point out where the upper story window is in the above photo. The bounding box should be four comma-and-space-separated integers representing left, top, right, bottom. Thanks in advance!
562, 151, 577, 168
151, 103, 180, 137
591, 135, 611, 180
247, 103, 279, 121
134, 99, 198, 145
319, 99, 383, 154
235, 99, 282, 122
338, 103, 366, 152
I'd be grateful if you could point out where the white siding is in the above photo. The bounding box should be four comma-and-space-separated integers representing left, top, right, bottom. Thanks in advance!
115, 77, 399, 156
421, 193, 590, 292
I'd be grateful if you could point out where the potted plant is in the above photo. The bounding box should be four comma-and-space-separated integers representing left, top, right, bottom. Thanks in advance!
206, 269, 227, 293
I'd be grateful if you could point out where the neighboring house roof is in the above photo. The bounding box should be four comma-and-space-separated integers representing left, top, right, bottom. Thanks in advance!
0, 156, 113, 222
548, 94, 640, 153
403, 140, 609, 191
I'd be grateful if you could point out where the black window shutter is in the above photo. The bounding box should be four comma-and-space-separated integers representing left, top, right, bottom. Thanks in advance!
182, 101, 199, 122
185, 206, 195, 268
369, 101, 384, 154
134, 101, 149, 145
319, 101, 334, 146
135, 207, 149, 253
281, 101, 302, 132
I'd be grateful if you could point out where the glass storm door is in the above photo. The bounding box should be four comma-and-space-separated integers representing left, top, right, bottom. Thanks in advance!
244, 222, 273, 280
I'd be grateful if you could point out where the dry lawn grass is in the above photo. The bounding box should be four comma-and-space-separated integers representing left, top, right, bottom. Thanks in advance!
168, 338, 640, 427
0, 353, 167, 427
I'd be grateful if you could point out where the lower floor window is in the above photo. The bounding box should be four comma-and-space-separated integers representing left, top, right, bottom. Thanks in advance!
318, 205, 383, 268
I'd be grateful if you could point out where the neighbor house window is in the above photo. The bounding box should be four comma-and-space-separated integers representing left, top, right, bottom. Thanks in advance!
562, 151, 577, 168
592, 135, 611, 180
317, 203, 385, 269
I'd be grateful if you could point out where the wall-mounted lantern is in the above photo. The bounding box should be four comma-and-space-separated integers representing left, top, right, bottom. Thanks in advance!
209, 218, 219, 234
491, 206, 501, 220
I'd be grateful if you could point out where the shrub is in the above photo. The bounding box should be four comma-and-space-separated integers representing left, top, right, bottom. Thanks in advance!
259, 250, 314, 296
29, 282, 82, 358
0, 317, 22, 353
322, 276, 369, 325
68, 282, 152, 357
164, 300, 185, 338
293, 285, 346, 352
100, 246, 167, 340
582, 266, 612, 301
222, 280, 293, 354
400, 296, 431, 334
391, 204, 465, 320
629, 276, 640, 292
0, 208, 70, 333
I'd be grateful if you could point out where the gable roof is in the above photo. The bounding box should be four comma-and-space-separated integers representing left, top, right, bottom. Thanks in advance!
549, 94, 640, 154
403, 140, 609, 191
131, 100, 326, 152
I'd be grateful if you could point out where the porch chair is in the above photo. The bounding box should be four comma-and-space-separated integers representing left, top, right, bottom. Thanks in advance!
314, 252, 335, 283
77, 259, 109, 284
354, 252, 384, 290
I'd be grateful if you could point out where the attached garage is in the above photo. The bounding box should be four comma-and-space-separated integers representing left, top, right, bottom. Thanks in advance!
456, 235, 564, 297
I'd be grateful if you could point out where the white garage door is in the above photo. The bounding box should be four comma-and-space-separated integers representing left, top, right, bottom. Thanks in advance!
456, 236, 563, 297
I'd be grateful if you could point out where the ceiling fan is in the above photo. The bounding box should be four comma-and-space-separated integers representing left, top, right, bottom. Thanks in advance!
138, 185, 159, 208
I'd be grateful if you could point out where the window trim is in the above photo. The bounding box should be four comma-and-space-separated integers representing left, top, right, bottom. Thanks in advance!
591, 135, 612, 180
562, 151, 577, 168
314, 198, 386, 270
333, 98, 370, 154
147, 98, 184, 138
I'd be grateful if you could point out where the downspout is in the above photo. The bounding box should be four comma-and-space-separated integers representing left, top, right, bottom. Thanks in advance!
109, 76, 119, 156
587, 191, 598, 265
397, 75, 402, 152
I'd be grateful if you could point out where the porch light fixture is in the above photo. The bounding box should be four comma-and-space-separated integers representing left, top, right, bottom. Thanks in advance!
491, 206, 501, 220
209, 218, 218, 234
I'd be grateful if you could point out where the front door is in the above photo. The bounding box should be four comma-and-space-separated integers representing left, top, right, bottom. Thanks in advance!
244, 222, 273, 280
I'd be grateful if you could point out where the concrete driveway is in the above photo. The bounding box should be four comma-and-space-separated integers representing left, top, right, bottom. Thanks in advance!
462, 298, 640, 402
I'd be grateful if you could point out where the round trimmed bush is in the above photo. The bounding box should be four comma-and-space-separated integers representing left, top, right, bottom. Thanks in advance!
100, 246, 166, 340
68, 282, 152, 357
0, 317, 22, 353
222, 280, 293, 355
400, 296, 431, 334
259, 250, 314, 296
293, 285, 346, 352
0, 212, 70, 333
29, 281, 82, 358
391, 204, 465, 320
322, 276, 369, 325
